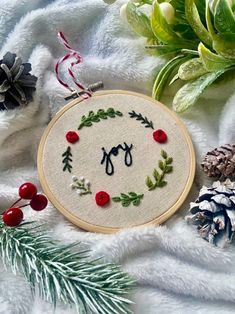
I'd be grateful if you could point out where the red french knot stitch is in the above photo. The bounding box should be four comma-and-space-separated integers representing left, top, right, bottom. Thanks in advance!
153, 129, 168, 143
95, 191, 110, 207
55, 31, 92, 99
66, 131, 79, 144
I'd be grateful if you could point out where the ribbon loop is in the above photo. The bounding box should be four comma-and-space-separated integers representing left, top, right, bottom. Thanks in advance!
55, 32, 92, 99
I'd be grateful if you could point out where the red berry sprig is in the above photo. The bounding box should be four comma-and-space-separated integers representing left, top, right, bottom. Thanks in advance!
2, 182, 48, 227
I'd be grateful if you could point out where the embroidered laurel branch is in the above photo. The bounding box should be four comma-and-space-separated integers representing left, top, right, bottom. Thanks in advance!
146, 150, 173, 191
128, 110, 154, 129
112, 192, 144, 207
62, 146, 73, 173
70, 176, 92, 195
78, 108, 123, 130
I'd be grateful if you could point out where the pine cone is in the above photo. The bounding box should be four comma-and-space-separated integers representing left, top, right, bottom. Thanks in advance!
201, 144, 235, 179
186, 179, 235, 245
0, 52, 37, 110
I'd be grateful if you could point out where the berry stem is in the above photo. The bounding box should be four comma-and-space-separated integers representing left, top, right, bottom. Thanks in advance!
10, 198, 22, 208
19, 204, 30, 209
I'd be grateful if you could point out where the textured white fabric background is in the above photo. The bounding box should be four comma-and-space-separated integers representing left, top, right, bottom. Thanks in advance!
0, 0, 235, 313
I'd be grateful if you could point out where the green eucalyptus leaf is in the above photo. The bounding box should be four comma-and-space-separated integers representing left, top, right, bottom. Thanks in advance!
173, 70, 226, 112
146, 176, 154, 189
122, 200, 131, 207
112, 197, 121, 202
213, 32, 235, 59
199, 42, 235, 71
151, 2, 180, 44
178, 57, 208, 80
152, 55, 192, 100
128, 192, 137, 198
126, 2, 154, 38
132, 199, 140, 206
158, 181, 167, 188
185, 0, 212, 47
214, 0, 235, 33
161, 150, 168, 159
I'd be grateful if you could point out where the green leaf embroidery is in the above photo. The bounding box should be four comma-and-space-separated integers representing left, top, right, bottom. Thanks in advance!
78, 108, 123, 130
128, 110, 154, 129
71, 176, 92, 196
62, 146, 73, 173
112, 192, 144, 207
145, 150, 173, 191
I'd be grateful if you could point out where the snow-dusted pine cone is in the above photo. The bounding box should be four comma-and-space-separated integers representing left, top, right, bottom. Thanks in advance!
201, 144, 235, 179
186, 179, 235, 245
0, 52, 37, 110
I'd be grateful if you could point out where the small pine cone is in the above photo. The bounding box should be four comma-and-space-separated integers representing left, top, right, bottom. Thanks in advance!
0, 52, 37, 111
186, 179, 235, 246
201, 144, 235, 179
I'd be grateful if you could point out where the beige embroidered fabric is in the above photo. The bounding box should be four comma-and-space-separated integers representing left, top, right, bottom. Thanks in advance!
38, 91, 195, 233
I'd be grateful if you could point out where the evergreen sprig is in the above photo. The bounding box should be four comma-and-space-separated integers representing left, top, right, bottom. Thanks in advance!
128, 110, 154, 129
78, 108, 123, 130
0, 220, 134, 313
146, 150, 173, 191
112, 192, 144, 207
62, 146, 73, 173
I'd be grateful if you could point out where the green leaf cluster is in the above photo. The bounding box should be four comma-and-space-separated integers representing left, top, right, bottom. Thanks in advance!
125, 0, 235, 112
62, 146, 72, 173
78, 108, 123, 130
0, 220, 135, 313
145, 150, 173, 191
112, 192, 144, 207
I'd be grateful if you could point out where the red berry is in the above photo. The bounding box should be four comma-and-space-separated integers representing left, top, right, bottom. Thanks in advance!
95, 191, 110, 207
30, 194, 48, 211
19, 182, 37, 199
153, 129, 168, 143
3, 208, 23, 227
66, 131, 79, 144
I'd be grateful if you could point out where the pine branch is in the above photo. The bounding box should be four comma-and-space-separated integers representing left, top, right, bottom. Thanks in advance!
78, 108, 123, 130
62, 146, 73, 173
128, 110, 154, 129
0, 220, 135, 314
112, 192, 144, 207
145, 150, 173, 191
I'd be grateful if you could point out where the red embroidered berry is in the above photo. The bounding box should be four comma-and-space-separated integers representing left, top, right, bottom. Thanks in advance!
66, 131, 79, 143
153, 129, 168, 143
30, 194, 48, 211
95, 191, 110, 207
19, 182, 37, 200
3, 208, 24, 227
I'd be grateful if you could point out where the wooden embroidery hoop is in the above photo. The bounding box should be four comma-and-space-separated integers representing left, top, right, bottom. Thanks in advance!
37, 90, 196, 234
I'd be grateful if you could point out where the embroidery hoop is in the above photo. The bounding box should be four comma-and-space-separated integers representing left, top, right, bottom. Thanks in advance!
37, 90, 196, 233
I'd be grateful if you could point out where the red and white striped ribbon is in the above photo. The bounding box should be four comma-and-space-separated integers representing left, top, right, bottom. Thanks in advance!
55, 32, 92, 98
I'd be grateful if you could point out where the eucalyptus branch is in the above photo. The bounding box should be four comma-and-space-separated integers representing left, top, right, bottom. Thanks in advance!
146, 150, 173, 191
78, 108, 123, 130
0, 221, 134, 313
112, 192, 144, 207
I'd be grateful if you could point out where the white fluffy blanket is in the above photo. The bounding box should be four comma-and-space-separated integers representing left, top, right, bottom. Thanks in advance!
0, 0, 235, 313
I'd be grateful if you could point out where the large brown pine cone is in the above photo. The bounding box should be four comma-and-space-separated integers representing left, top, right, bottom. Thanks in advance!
201, 144, 235, 179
